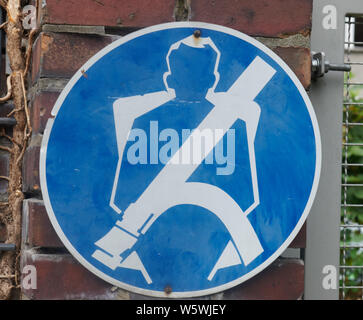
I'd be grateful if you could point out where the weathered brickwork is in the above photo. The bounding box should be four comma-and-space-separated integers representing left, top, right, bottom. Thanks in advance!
38, 0, 311, 38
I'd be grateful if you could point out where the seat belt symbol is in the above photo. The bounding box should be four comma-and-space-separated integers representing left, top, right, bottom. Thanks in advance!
92, 36, 276, 284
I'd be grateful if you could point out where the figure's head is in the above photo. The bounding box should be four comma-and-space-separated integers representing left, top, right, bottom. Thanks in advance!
163, 35, 221, 100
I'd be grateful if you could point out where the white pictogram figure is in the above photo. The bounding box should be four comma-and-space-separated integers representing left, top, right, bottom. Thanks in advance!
92, 35, 276, 284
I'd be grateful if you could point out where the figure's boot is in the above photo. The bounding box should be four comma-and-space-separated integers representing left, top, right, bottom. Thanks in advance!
207, 240, 242, 281
92, 224, 152, 284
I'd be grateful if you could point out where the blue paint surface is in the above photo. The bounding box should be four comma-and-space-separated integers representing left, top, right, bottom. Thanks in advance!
44, 27, 317, 293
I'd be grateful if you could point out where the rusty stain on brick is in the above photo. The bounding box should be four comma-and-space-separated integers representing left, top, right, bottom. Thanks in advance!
273, 46, 311, 89
278, 27, 311, 39
41, 34, 53, 55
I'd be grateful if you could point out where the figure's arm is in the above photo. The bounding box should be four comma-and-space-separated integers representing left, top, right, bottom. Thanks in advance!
110, 90, 174, 214
239, 101, 261, 216
208, 57, 276, 216
228, 57, 275, 215
113, 91, 175, 155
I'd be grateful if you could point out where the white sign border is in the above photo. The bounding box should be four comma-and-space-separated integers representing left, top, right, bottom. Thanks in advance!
40, 21, 321, 298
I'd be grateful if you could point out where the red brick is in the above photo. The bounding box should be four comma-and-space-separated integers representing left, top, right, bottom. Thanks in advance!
40, 0, 175, 28
21, 251, 117, 299
31, 31, 42, 82
20, 253, 303, 300
192, 0, 312, 38
30, 34, 311, 89
31, 91, 60, 134
289, 223, 306, 248
222, 259, 304, 299
32, 32, 113, 83
23, 199, 64, 248
39, 0, 312, 38
273, 47, 311, 89
22, 143, 40, 194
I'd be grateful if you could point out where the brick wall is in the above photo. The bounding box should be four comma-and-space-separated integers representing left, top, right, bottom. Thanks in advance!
21, 0, 312, 300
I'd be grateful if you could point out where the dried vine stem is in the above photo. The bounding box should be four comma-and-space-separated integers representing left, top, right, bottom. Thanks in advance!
23, 28, 37, 77
0, 1, 7, 10
0, 21, 8, 29
0, 0, 32, 300
0, 128, 20, 147
0, 145, 12, 152
0, 275, 15, 279
0, 76, 12, 102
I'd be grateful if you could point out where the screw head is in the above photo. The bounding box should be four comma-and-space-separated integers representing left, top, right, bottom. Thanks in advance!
164, 285, 172, 295
193, 29, 201, 38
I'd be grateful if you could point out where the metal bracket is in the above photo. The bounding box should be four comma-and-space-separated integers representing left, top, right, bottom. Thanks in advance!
0, 243, 16, 251
311, 51, 351, 79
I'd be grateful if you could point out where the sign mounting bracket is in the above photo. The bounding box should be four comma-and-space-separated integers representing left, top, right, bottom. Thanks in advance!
311, 51, 351, 79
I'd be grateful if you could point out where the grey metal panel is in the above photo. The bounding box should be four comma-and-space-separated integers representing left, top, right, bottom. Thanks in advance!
305, 0, 363, 300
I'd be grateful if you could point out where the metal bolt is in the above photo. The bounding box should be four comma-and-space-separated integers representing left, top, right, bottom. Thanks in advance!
164, 285, 172, 295
193, 29, 201, 38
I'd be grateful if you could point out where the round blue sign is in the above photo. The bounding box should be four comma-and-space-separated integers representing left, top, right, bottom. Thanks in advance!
40, 22, 321, 298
